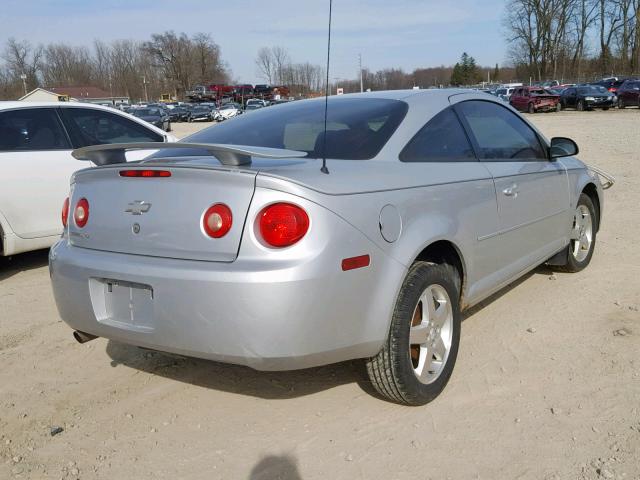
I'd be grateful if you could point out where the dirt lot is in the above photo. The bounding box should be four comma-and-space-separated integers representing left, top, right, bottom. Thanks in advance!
1, 110, 639, 480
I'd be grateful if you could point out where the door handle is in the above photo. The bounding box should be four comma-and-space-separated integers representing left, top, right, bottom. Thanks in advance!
503, 184, 519, 197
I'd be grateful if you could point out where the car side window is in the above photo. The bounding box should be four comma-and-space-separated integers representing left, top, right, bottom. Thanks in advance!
400, 107, 476, 162
456, 100, 547, 161
60, 108, 163, 147
0, 108, 70, 151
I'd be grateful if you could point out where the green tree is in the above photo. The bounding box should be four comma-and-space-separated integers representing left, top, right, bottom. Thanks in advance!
492, 63, 500, 82
450, 52, 481, 85
450, 62, 464, 85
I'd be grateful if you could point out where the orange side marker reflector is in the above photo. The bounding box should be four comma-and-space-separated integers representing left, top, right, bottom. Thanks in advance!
341, 255, 370, 271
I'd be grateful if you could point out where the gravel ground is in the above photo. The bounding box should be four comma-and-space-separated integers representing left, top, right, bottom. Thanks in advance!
1, 109, 638, 480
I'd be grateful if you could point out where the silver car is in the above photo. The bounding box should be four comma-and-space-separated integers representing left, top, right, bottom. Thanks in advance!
50, 90, 609, 405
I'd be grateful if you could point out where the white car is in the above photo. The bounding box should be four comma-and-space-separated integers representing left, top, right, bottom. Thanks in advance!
0, 102, 176, 256
214, 103, 242, 121
245, 99, 269, 108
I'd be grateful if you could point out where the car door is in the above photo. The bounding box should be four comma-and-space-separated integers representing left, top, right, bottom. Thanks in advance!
510, 88, 523, 110
565, 88, 578, 108
0, 107, 77, 239
455, 100, 569, 278
622, 81, 640, 105
398, 105, 500, 303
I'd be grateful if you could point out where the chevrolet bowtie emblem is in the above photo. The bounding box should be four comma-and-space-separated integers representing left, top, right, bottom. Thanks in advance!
125, 201, 152, 215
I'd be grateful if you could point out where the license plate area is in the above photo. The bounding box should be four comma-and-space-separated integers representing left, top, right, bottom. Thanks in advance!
89, 278, 154, 332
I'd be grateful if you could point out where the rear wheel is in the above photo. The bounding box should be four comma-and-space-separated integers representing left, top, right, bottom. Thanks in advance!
528, 103, 535, 114
556, 193, 597, 273
366, 262, 461, 405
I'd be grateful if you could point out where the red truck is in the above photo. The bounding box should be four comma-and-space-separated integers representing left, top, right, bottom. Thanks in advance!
186, 84, 235, 102
509, 86, 561, 113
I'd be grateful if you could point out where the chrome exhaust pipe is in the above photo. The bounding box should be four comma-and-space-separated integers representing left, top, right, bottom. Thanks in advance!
73, 330, 98, 344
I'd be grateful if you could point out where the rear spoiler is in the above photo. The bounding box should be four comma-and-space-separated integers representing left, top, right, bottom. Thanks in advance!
71, 142, 307, 167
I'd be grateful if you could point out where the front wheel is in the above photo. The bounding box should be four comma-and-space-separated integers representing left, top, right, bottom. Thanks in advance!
366, 262, 461, 405
557, 193, 597, 273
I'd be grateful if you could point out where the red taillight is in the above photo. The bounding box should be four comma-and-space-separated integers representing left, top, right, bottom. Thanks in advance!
119, 170, 171, 178
203, 203, 232, 238
74, 198, 89, 228
258, 203, 309, 248
62, 197, 70, 228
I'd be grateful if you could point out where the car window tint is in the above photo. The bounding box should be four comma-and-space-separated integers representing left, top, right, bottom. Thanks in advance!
400, 107, 475, 162
0, 108, 70, 151
457, 101, 547, 161
61, 108, 163, 147
151, 98, 408, 160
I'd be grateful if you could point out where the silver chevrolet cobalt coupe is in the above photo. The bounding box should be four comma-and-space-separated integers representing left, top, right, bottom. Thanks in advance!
50, 89, 609, 405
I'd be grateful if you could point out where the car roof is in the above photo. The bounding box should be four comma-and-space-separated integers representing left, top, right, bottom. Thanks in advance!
0, 101, 123, 112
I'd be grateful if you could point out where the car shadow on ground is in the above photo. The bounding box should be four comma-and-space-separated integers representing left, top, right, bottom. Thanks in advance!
104, 265, 553, 401
0, 249, 49, 282
106, 339, 378, 400
248, 455, 303, 480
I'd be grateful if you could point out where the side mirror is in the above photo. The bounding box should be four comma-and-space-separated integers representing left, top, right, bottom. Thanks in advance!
550, 137, 579, 159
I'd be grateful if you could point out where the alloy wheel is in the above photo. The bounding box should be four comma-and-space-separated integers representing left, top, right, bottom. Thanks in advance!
570, 204, 593, 263
409, 284, 454, 385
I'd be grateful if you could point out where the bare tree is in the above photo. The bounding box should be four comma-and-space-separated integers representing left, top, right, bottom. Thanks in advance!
41, 44, 94, 86
255, 47, 274, 83
2, 38, 43, 91
598, 0, 624, 73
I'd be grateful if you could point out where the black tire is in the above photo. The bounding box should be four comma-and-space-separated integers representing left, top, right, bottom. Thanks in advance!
366, 262, 461, 406
577, 100, 585, 111
556, 193, 597, 273
528, 103, 535, 114
603, 107, 609, 111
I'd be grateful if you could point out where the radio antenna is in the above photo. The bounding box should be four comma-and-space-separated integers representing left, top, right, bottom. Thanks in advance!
320, 0, 332, 175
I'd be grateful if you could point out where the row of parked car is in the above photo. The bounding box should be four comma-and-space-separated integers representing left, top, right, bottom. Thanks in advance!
120, 98, 279, 131
486, 77, 640, 114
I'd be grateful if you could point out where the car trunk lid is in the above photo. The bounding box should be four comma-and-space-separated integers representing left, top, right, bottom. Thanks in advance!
68, 166, 256, 262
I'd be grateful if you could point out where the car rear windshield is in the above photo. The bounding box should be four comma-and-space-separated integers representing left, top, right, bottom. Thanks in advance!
151, 97, 408, 160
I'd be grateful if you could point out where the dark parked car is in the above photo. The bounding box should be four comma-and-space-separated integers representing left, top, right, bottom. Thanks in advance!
509, 86, 561, 113
131, 107, 171, 131
617, 79, 640, 108
169, 106, 191, 122
560, 85, 615, 111
592, 79, 625, 95
190, 105, 214, 122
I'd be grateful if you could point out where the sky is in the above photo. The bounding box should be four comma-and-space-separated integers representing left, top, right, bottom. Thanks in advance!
0, 0, 508, 83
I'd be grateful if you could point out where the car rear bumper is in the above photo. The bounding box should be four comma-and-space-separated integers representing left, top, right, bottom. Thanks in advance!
49, 236, 404, 371
536, 102, 558, 111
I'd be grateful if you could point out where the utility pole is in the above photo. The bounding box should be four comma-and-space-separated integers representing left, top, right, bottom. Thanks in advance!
20, 73, 27, 96
142, 76, 149, 103
358, 53, 363, 93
